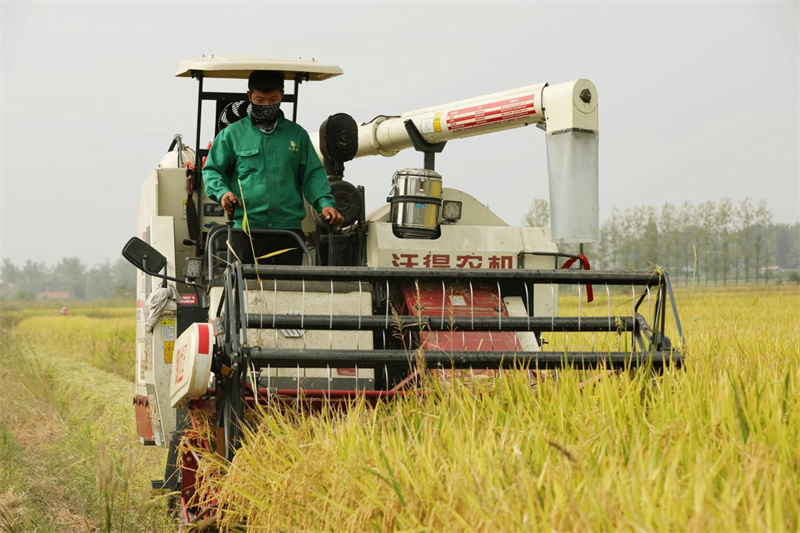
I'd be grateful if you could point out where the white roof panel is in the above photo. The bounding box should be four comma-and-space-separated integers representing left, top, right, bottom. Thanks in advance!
175, 56, 343, 81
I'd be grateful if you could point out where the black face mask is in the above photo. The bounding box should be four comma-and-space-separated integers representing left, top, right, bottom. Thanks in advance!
250, 102, 281, 134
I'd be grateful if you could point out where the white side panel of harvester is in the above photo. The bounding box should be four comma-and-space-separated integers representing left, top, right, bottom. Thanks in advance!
156, 168, 194, 285
145, 216, 179, 447
135, 167, 204, 447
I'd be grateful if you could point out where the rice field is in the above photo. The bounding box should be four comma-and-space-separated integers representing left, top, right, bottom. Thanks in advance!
1, 285, 798, 532
205, 285, 800, 532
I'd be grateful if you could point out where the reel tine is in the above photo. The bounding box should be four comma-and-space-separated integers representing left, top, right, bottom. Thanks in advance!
296, 364, 300, 411
440, 280, 446, 329
469, 281, 475, 330
488, 330, 495, 351
327, 364, 331, 401
259, 279, 264, 330
384, 365, 389, 390
524, 281, 530, 331
357, 280, 363, 348
273, 278, 278, 347
302, 279, 307, 350
414, 278, 421, 319
267, 363, 272, 408
550, 283, 555, 337
355, 364, 359, 391
497, 281, 503, 329
496, 281, 502, 330
250, 361, 258, 406
606, 284, 611, 331
578, 285, 582, 332
329, 279, 334, 350
645, 285, 652, 323
385, 280, 390, 329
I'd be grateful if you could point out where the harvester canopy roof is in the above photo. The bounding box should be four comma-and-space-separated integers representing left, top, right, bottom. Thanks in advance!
175, 56, 343, 81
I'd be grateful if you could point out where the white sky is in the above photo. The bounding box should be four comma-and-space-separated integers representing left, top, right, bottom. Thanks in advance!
1, 1, 798, 265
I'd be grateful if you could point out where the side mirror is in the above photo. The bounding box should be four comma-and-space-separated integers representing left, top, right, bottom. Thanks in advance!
122, 237, 167, 275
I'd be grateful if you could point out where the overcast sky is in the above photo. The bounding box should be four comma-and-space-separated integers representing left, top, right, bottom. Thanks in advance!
1, 1, 798, 266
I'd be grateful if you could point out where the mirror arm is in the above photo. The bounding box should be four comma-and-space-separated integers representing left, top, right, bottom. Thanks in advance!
141, 254, 202, 289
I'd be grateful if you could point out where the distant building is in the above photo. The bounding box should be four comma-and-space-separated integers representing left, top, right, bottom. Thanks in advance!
35, 292, 71, 301
760, 266, 782, 275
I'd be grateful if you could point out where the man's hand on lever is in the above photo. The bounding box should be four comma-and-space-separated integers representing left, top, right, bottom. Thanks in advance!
322, 207, 344, 226
221, 192, 240, 215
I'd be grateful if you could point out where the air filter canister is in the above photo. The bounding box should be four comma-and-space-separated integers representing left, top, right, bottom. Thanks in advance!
389, 168, 443, 238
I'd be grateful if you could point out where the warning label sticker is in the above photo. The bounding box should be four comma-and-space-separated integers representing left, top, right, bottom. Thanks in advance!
164, 341, 175, 364
446, 94, 536, 132
420, 113, 444, 135
161, 319, 175, 341
449, 295, 467, 307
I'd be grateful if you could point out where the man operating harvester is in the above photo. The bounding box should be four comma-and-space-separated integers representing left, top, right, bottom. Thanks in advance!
203, 70, 344, 265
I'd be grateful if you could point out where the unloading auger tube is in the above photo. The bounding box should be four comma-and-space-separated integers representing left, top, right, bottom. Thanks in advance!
310, 79, 599, 244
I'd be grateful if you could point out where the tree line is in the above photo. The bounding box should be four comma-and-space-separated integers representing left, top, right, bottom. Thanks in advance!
2, 198, 797, 300
1, 257, 136, 300
524, 198, 799, 285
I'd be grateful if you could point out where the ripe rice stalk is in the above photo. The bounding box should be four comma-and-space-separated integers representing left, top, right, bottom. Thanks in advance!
186, 286, 798, 532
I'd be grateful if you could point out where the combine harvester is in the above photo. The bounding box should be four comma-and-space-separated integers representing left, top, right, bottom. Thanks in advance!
122, 57, 684, 525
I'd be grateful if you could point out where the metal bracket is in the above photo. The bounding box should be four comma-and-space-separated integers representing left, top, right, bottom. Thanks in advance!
403, 120, 446, 171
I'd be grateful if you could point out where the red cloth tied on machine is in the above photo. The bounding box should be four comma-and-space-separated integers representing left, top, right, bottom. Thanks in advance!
560, 253, 594, 303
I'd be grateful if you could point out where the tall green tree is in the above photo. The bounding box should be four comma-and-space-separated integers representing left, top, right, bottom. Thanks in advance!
55, 257, 87, 299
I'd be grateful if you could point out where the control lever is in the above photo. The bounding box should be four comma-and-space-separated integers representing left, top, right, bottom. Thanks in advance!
226, 209, 235, 265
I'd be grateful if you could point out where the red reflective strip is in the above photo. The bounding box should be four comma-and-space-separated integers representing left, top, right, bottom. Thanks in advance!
447, 107, 536, 131
447, 103, 536, 125
197, 324, 210, 355
446, 94, 535, 117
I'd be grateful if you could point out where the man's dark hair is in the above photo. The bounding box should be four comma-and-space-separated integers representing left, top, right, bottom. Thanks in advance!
248, 70, 285, 93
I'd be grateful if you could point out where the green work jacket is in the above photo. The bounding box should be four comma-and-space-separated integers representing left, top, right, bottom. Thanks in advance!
203, 112, 335, 230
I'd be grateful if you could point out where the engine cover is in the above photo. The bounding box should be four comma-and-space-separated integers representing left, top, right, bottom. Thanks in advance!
170, 322, 214, 408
